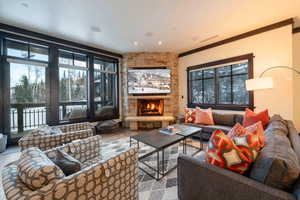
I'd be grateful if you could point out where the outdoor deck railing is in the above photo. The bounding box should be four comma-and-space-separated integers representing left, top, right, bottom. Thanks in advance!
10, 102, 87, 134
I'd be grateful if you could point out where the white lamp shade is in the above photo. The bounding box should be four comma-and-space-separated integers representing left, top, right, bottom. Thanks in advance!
246, 77, 274, 91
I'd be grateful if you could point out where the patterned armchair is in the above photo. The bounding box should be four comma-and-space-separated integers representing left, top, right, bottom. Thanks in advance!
2, 135, 139, 200
18, 122, 95, 151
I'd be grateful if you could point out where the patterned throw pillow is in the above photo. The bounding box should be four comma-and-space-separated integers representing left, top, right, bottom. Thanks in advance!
17, 147, 65, 190
228, 122, 265, 149
243, 108, 270, 128
194, 107, 214, 125
184, 108, 196, 123
206, 129, 261, 174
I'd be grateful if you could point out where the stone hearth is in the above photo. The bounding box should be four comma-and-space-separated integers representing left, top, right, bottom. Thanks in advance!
121, 53, 179, 130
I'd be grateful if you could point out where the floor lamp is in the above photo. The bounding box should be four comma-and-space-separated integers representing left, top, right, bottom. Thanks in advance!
246, 66, 300, 91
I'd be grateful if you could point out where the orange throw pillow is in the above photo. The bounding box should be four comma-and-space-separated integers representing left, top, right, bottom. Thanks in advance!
184, 108, 196, 123
227, 122, 265, 149
206, 129, 261, 174
195, 107, 214, 125
243, 108, 270, 128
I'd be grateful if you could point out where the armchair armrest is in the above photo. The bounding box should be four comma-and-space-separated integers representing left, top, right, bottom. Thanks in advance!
178, 154, 296, 200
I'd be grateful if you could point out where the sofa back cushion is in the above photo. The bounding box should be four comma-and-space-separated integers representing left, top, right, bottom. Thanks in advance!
287, 121, 300, 165
243, 108, 270, 128
68, 135, 101, 163
212, 112, 235, 126
249, 132, 300, 191
17, 147, 65, 190
195, 107, 214, 125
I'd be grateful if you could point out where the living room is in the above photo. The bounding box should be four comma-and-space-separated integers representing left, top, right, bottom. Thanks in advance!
1, 0, 300, 200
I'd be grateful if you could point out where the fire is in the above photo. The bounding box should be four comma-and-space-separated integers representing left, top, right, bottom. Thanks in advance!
146, 103, 156, 110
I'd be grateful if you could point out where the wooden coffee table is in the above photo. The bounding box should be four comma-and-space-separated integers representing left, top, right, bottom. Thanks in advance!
130, 124, 202, 180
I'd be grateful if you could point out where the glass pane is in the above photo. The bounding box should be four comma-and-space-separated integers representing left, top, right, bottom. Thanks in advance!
232, 62, 248, 74
9, 62, 46, 136
74, 53, 87, 67
30, 45, 49, 62
190, 71, 202, 80
203, 69, 215, 78
94, 71, 116, 118
10, 62, 46, 103
94, 60, 105, 71
218, 77, 232, 104
94, 59, 116, 72
59, 68, 87, 102
6, 40, 28, 58
191, 80, 203, 103
203, 79, 215, 104
59, 105, 87, 121
233, 74, 249, 105
59, 50, 73, 65
217, 66, 231, 76
59, 67, 87, 121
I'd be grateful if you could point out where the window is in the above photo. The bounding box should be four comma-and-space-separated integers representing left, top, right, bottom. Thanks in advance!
59, 50, 88, 121
6, 39, 49, 62
94, 58, 117, 119
5, 38, 49, 136
188, 54, 253, 110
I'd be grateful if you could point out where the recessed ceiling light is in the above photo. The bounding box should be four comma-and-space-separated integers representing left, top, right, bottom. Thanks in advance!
145, 32, 153, 37
90, 26, 101, 33
21, 2, 29, 8
158, 41, 162, 45
133, 41, 139, 46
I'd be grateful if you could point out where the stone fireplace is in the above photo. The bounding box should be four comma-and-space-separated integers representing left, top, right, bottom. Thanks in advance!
137, 99, 164, 116
121, 53, 179, 130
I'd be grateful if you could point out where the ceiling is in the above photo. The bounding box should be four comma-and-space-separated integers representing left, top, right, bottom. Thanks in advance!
0, 0, 299, 54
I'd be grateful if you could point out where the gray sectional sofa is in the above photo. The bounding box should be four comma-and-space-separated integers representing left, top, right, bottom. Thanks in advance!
178, 111, 244, 140
178, 115, 300, 200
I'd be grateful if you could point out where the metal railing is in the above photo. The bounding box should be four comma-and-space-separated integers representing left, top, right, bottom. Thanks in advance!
10, 102, 88, 134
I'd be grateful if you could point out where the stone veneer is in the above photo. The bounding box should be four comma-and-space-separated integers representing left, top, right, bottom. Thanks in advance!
121, 52, 179, 128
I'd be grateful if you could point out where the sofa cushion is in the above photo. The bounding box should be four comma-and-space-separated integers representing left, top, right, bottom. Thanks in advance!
228, 122, 265, 149
264, 115, 288, 137
206, 130, 261, 174
17, 147, 65, 190
49, 150, 82, 176
184, 108, 196, 123
212, 112, 235, 126
243, 108, 270, 128
234, 114, 244, 125
195, 151, 207, 161
195, 107, 214, 125
287, 121, 300, 165
249, 133, 300, 191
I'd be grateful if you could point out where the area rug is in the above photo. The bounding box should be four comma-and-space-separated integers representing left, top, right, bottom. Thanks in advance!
101, 137, 203, 200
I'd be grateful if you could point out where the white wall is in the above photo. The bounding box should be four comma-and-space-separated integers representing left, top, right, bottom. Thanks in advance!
293, 32, 300, 130
178, 25, 294, 124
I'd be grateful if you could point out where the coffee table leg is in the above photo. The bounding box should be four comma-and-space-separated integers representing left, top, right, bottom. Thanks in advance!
157, 151, 160, 180
162, 149, 165, 175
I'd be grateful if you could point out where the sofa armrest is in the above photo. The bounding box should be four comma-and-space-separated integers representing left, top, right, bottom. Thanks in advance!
178, 154, 296, 200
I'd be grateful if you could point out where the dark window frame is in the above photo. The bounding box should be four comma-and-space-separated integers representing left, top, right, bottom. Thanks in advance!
0, 29, 120, 143
187, 53, 254, 111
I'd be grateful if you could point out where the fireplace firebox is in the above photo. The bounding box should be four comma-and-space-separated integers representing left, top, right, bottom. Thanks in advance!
137, 99, 164, 116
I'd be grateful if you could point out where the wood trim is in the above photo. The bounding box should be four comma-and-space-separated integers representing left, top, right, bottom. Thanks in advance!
187, 53, 254, 71
179, 18, 294, 57
0, 23, 123, 58
293, 27, 300, 34
187, 53, 254, 111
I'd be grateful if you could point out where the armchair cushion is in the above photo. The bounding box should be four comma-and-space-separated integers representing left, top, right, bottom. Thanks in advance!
49, 149, 82, 176
17, 147, 65, 190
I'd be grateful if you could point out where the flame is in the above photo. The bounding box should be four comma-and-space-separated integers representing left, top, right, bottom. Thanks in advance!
146, 103, 156, 110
